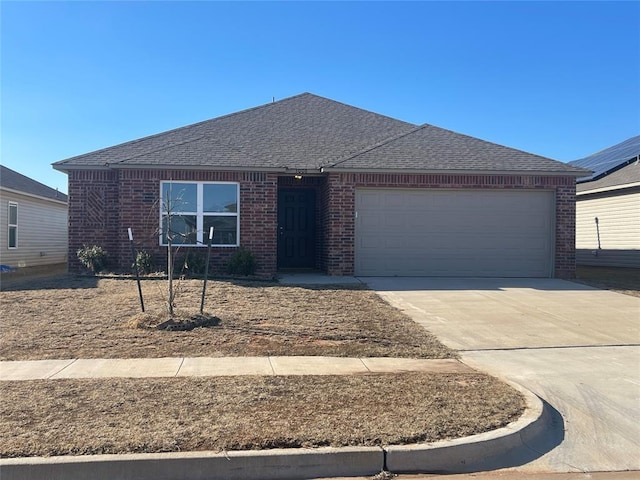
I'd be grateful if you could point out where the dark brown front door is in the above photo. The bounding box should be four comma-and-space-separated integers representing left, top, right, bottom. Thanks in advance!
277, 188, 315, 269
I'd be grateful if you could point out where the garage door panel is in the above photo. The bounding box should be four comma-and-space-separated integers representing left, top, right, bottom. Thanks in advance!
357, 252, 549, 277
355, 189, 554, 277
367, 231, 551, 250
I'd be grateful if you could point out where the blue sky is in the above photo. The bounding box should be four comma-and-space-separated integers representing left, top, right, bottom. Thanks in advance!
2, 1, 638, 194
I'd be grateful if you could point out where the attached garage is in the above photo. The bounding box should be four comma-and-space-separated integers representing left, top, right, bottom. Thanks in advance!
355, 188, 555, 277
53, 93, 586, 278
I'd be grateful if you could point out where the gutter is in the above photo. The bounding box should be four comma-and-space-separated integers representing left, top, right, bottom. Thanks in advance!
52, 164, 305, 174
52, 163, 590, 178
576, 181, 640, 196
320, 167, 590, 177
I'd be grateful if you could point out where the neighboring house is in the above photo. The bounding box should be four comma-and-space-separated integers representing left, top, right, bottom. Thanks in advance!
53, 93, 587, 278
570, 135, 640, 268
0, 165, 68, 270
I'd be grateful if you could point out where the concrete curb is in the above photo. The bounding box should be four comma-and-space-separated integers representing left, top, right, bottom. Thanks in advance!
385, 381, 550, 474
0, 383, 552, 480
0, 447, 383, 480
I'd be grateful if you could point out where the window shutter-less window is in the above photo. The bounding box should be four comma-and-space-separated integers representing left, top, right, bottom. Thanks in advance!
8, 202, 18, 248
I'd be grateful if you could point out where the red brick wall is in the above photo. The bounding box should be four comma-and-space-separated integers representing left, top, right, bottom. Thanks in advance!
322, 174, 355, 275
67, 169, 278, 276
322, 173, 577, 279
554, 184, 577, 278
67, 169, 577, 278
67, 170, 120, 273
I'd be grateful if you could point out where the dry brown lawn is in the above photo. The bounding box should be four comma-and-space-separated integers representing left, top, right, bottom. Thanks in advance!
0, 274, 528, 459
0, 373, 524, 458
0, 275, 453, 361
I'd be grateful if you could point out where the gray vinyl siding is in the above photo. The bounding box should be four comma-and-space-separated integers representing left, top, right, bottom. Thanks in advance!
575, 187, 640, 268
0, 189, 68, 268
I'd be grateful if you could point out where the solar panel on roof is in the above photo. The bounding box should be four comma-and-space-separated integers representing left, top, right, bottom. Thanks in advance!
570, 135, 640, 181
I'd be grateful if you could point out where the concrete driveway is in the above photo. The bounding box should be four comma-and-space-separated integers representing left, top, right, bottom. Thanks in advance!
364, 277, 640, 474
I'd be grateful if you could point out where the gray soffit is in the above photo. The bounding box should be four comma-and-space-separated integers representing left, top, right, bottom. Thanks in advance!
0, 165, 67, 202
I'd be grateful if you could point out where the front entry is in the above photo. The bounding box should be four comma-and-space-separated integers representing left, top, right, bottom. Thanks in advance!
277, 188, 316, 269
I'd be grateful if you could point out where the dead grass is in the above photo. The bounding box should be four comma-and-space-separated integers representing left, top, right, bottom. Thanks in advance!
0, 373, 524, 458
0, 274, 527, 458
574, 266, 640, 297
0, 276, 454, 361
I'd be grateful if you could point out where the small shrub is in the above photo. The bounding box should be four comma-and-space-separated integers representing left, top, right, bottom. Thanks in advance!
134, 250, 155, 275
77, 244, 108, 273
226, 246, 257, 276
181, 250, 207, 275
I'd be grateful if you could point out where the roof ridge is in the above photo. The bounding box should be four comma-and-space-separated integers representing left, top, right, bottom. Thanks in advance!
308, 94, 418, 127
323, 124, 425, 168
53, 93, 313, 167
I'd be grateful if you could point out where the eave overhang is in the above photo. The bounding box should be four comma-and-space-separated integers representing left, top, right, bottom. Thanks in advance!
52, 163, 311, 174
320, 166, 591, 177
0, 186, 68, 206
577, 181, 640, 196
53, 163, 591, 179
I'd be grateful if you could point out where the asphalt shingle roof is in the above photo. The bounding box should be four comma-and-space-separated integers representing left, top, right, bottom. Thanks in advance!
53, 92, 588, 175
326, 124, 588, 174
54, 93, 416, 171
0, 165, 67, 202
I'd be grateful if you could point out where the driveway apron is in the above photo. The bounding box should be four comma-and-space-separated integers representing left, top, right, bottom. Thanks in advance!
365, 277, 640, 473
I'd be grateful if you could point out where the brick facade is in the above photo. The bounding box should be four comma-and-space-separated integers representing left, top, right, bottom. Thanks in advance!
321, 172, 577, 279
68, 170, 120, 273
68, 169, 278, 277
67, 169, 576, 279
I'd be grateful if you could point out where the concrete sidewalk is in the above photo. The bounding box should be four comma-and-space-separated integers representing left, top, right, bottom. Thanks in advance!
0, 356, 473, 381
0, 273, 577, 479
1, 354, 555, 480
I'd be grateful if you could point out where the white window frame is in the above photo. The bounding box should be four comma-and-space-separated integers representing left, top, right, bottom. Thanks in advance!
8, 202, 18, 249
159, 181, 240, 247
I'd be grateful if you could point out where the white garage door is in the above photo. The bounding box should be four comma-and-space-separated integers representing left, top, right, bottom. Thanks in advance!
355, 189, 554, 277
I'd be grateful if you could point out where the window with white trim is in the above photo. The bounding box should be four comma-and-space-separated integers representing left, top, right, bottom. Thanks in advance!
160, 181, 239, 246
8, 202, 17, 249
